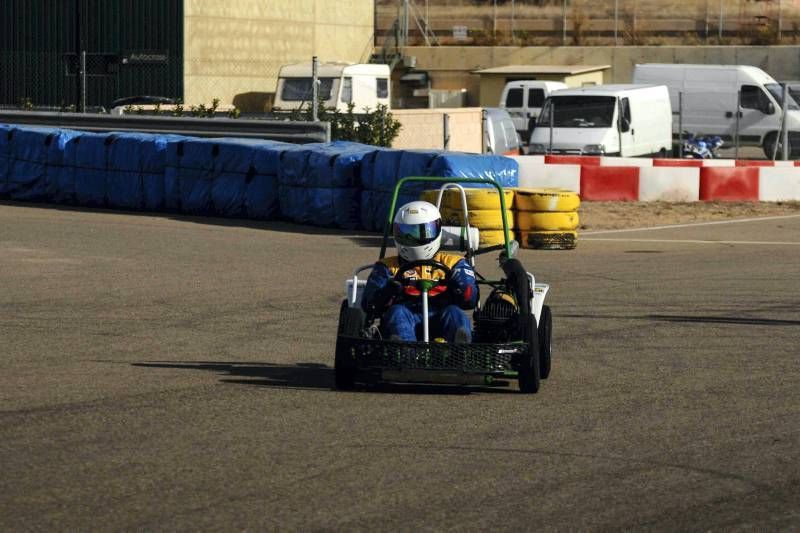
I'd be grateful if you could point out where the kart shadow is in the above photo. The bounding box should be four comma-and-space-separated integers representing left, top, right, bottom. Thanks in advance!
132, 360, 518, 395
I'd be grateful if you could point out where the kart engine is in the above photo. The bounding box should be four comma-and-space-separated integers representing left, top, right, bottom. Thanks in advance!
473, 288, 520, 343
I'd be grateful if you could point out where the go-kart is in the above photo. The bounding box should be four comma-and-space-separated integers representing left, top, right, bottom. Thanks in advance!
335, 177, 552, 393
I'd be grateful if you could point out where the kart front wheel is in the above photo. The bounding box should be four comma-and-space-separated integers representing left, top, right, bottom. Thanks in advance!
335, 300, 364, 390
518, 312, 541, 394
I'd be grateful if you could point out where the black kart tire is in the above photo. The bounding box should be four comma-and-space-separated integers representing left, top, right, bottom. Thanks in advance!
335, 300, 364, 390
538, 305, 552, 379
518, 312, 541, 394
501, 258, 531, 315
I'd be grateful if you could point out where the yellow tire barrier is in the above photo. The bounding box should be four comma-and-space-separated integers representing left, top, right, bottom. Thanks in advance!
441, 208, 515, 230
458, 188, 515, 210
420, 189, 455, 208
478, 230, 510, 246
516, 211, 579, 231
514, 188, 581, 213
519, 230, 578, 250
421, 188, 515, 210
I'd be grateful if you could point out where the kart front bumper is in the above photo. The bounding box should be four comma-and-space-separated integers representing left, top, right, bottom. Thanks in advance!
337, 336, 527, 383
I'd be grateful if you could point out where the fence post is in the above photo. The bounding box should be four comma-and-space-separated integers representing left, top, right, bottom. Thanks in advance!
481, 109, 488, 153
443, 113, 450, 151
781, 82, 789, 161
678, 92, 683, 158
548, 102, 554, 154
735, 89, 741, 160
80, 50, 87, 114
311, 56, 319, 123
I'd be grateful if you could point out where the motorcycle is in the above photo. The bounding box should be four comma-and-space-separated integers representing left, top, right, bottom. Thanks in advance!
681, 132, 724, 159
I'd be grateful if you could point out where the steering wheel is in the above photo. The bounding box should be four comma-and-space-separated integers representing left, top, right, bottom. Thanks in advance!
392, 259, 453, 298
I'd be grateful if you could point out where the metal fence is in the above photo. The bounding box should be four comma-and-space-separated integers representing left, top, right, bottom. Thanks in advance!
0, 52, 284, 114
377, 0, 800, 47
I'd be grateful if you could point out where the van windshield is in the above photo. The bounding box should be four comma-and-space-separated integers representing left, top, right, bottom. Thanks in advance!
281, 77, 335, 101
538, 96, 616, 128
765, 83, 800, 110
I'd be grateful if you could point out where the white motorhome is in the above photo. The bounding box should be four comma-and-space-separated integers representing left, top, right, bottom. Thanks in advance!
528, 85, 673, 157
499, 80, 568, 136
273, 62, 391, 113
633, 63, 800, 157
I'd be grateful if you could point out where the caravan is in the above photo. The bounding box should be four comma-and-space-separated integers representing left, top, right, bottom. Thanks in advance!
273, 62, 391, 113
528, 85, 673, 157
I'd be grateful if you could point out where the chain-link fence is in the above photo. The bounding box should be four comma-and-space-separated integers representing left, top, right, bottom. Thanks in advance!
377, 0, 800, 47
0, 52, 285, 114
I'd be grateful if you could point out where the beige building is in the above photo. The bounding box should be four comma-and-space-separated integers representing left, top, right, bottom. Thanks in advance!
473, 65, 609, 107
183, 0, 374, 111
400, 45, 800, 107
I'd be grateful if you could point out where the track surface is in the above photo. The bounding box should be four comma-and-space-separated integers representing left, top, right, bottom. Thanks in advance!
1, 203, 799, 530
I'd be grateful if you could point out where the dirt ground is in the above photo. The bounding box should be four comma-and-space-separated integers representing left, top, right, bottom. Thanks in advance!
580, 201, 800, 231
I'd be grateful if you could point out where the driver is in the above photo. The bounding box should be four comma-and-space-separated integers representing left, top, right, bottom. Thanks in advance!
361, 200, 478, 343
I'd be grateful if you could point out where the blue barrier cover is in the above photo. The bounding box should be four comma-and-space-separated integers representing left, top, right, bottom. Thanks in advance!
46, 129, 81, 203
357, 147, 388, 191
107, 133, 151, 210
210, 140, 257, 217
279, 185, 361, 229
178, 138, 219, 215
278, 142, 376, 227
69, 132, 113, 207
360, 190, 419, 232
429, 153, 519, 188
8, 127, 59, 201
369, 149, 407, 192
140, 135, 170, 211
246, 141, 293, 220
0, 124, 14, 197
306, 141, 375, 188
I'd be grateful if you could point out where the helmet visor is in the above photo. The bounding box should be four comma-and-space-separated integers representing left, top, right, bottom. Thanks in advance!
394, 219, 442, 247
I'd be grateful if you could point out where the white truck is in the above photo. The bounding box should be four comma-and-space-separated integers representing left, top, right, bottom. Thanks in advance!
633, 63, 800, 158
499, 81, 568, 138
272, 62, 391, 113
528, 84, 673, 157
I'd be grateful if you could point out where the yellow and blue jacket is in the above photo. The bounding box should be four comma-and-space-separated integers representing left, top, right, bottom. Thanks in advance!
362, 251, 478, 312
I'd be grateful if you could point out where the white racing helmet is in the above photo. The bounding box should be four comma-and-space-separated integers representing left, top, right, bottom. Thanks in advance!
393, 201, 442, 262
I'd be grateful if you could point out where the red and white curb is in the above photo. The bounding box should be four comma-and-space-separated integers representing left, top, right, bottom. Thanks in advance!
511, 155, 800, 202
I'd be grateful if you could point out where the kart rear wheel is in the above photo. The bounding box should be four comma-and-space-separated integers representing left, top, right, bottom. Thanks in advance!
539, 305, 552, 379
518, 312, 541, 394
335, 300, 364, 390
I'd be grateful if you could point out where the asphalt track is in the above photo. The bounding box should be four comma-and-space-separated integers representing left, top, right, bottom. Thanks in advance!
1, 202, 798, 530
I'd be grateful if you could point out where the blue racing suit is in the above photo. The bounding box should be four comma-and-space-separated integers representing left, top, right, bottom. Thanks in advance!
361, 252, 479, 343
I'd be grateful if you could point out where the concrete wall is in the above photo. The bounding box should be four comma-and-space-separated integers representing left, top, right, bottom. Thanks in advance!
404, 45, 800, 107
392, 108, 483, 153
184, 0, 373, 111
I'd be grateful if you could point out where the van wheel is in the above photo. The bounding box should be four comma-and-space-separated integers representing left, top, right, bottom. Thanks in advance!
763, 132, 791, 159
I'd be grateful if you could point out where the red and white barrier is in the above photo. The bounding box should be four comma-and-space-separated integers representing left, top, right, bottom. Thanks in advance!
511, 155, 800, 202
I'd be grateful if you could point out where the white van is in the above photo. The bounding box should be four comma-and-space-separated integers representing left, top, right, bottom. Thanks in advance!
273, 62, 391, 113
633, 63, 800, 157
528, 85, 673, 157
499, 81, 568, 136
